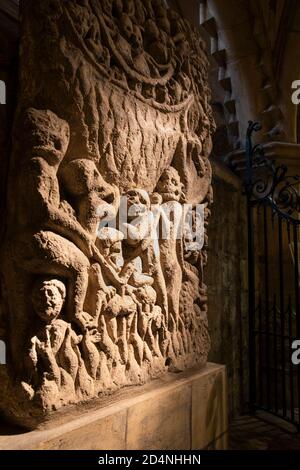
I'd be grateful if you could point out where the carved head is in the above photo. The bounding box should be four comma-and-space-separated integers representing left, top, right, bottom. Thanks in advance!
126, 189, 150, 220
97, 228, 124, 270
145, 19, 160, 42
167, 9, 180, 22
124, 0, 135, 17
134, 0, 146, 24
31, 278, 66, 323
156, 167, 183, 202
178, 39, 190, 60
131, 25, 144, 55
158, 15, 171, 35
143, 0, 155, 18
22, 108, 70, 165
152, 0, 164, 12
119, 13, 134, 41
134, 285, 157, 306
60, 159, 117, 205
113, 0, 123, 17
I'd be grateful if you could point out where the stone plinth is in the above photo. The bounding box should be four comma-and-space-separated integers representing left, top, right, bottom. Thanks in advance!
0, 363, 227, 450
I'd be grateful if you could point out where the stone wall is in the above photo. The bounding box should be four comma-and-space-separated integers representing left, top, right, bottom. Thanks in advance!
206, 161, 249, 418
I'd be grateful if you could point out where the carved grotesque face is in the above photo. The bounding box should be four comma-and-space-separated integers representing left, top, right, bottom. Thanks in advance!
131, 25, 143, 54
61, 159, 116, 206
119, 13, 134, 41
31, 279, 66, 323
126, 189, 150, 220
23, 108, 70, 165
156, 167, 183, 202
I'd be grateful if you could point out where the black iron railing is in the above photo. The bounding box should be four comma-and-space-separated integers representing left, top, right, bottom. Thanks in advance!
245, 122, 300, 430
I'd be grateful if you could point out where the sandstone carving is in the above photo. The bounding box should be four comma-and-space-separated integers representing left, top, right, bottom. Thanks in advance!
0, 0, 215, 428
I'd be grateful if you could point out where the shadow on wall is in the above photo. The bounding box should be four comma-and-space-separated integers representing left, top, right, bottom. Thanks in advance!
0, 8, 19, 243
205, 371, 226, 447
206, 167, 249, 420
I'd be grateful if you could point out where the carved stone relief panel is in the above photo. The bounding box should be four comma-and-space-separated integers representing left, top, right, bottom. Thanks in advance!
0, 0, 215, 428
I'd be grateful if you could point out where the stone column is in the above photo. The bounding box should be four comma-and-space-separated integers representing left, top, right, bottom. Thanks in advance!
0, 2, 227, 447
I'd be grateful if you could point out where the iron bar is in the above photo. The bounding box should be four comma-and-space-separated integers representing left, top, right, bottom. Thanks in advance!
278, 217, 287, 416
293, 224, 300, 428
272, 294, 278, 413
263, 205, 271, 409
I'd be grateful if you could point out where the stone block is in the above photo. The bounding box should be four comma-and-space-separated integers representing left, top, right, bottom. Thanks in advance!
0, 364, 228, 450
192, 365, 228, 449
36, 411, 127, 451
126, 384, 191, 450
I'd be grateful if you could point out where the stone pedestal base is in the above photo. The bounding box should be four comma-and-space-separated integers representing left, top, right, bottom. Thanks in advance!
0, 363, 228, 450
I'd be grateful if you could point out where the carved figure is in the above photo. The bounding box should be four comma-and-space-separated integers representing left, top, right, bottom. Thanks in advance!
156, 167, 184, 326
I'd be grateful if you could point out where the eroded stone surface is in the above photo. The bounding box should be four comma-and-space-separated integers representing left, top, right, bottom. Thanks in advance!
0, 0, 215, 428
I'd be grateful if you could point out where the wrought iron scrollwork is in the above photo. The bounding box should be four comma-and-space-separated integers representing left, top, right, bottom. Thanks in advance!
246, 121, 300, 224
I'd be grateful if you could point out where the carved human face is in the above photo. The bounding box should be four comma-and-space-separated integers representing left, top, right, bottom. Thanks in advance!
156, 168, 183, 202
31, 279, 66, 323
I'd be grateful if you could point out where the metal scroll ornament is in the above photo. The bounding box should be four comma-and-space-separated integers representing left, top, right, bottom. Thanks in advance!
246, 121, 300, 223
